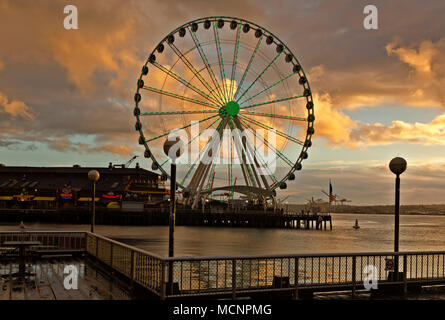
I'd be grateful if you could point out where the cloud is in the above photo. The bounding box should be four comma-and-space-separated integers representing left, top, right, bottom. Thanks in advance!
312, 92, 357, 147
96, 144, 137, 157
386, 39, 436, 75
350, 114, 445, 146
0, 91, 35, 120
305, 38, 445, 148
44, 136, 138, 158
0, 139, 15, 148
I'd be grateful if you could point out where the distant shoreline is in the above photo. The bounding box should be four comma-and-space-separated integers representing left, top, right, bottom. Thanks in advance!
289, 204, 445, 216
330, 212, 445, 216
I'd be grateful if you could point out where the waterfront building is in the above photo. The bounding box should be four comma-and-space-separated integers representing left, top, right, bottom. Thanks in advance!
0, 164, 168, 210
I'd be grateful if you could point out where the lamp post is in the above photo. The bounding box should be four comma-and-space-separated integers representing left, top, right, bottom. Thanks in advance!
88, 170, 100, 233
389, 157, 407, 279
163, 137, 183, 294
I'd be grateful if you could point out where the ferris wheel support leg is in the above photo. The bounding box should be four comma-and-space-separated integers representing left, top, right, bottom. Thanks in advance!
272, 196, 277, 214
232, 116, 266, 190
192, 161, 214, 210
230, 120, 256, 188
189, 119, 228, 209
231, 130, 253, 188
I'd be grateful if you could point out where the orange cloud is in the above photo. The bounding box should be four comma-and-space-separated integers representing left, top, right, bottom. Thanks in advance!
97, 144, 137, 157
312, 93, 358, 148
0, 92, 35, 120
386, 40, 436, 75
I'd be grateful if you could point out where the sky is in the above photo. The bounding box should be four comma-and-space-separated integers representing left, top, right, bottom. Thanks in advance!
1, 0, 445, 205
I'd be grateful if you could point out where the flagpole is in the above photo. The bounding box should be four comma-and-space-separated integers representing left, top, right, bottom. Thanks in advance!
329, 179, 332, 214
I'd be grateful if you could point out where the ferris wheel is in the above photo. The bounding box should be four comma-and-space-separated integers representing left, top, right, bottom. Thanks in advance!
133, 16, 314, 209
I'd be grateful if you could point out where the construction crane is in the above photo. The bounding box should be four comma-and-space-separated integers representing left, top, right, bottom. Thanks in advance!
111, 156, 139, 169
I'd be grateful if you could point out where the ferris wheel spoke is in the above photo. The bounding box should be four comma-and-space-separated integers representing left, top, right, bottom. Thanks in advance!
228, 118, 256, 187
205, 134, 224, 190
238, 116, 294, 170
168, 42, 226, 106
233, 116, 278, 186
158, 158, 170, 169
141, 110, 218, 116
181, 118, 226, 186
240, 94, 306, 110
213, 23, 228, 102
233, 35, 263, 100
228, 125, 234, 195
231, 117, 268, 188
188, 118, 228, 208
238, 71, 296, 106
146, 114, 219, 143
239, 111, 307, 121
245, 132, 280, 184
152, 61, 221, 106
238, 114, 304, 145
229, 25, 242, 101
236, 51, 283, 103
189, 27, 227, 104
141, 86, 218, 109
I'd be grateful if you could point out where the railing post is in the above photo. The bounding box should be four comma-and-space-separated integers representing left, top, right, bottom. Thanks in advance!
110, 242, 113, 268
403, 254, 407, 297
161, 260, 166, 300
130, 250, 135, 279
352, 256, 356, 298
294, 257, 299, 300
84, 232, 88, 252
232, 259, 237, 300
95, 236, 99, 258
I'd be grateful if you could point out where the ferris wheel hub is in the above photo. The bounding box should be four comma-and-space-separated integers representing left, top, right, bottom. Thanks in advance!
219, 100, 240, 118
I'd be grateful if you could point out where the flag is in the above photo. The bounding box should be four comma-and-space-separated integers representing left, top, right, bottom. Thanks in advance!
329, 180, 336, 204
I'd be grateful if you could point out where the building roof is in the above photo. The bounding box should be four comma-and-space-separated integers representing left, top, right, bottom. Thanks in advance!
0, 165, 162, 193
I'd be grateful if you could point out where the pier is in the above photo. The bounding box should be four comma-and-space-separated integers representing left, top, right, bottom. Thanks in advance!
0, 209, 332, 230
2, 231, 445, 300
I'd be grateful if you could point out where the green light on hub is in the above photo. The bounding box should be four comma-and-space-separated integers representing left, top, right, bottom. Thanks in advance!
226, 101, 240, 116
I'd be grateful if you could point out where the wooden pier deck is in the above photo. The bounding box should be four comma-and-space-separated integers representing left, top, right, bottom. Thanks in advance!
0, 256, 131, 300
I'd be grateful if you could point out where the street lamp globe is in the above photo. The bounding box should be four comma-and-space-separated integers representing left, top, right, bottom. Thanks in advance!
389, 157, 407, 175
163, 137, 184, 162
88, 170, 100, 182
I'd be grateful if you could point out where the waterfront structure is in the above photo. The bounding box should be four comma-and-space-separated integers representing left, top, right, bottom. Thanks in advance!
0, 165, 167, 210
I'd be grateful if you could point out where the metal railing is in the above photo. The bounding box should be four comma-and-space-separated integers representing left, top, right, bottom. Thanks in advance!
85, 232, 164, 296
2, 231, 445, 299
162, 251, 445, 298
0, 231, 85, 252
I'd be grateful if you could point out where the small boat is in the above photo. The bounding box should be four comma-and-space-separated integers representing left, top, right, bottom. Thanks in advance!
353, 219, 360, 229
